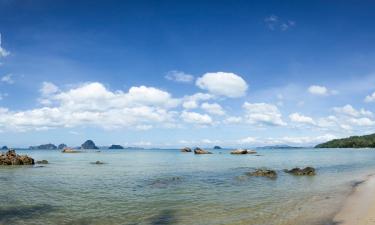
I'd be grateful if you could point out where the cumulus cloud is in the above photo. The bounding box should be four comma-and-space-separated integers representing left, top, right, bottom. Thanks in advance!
242, 102, 286, 126
180, 111, 213, 125
238, 134, 336, 146
333, 104, 372, 117
308, 85, 328, 95
40, 82, 59, 96
289, 113, 316, 125
0, 82, 181, 131
0, 34, 10, 58
1, 74, 14, 84
182, 93, 213, 109
308, 85, 337, 96
365, 92, 375, 103
165, 70, 194, 83
201, 102, 225, 115
196, 72, 248, 98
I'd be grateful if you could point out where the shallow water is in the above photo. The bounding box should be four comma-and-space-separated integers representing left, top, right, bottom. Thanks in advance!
1, 148, 375, 225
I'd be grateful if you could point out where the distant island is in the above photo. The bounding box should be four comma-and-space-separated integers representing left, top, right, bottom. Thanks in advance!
315, 133, 375, 148
108, 145, 124, 149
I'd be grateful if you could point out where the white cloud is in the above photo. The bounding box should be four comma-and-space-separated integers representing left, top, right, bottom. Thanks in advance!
308, 85, 328, 95
348, 117, 375, 126
1, 74, 14, 84
238, 136, 257, 144
182, 93, 213, 109
201, 102, 225, 115
165, 70, 194, 83
365, 92, 375, 103
40, 82, 59, 95
289, 113, 316, 125
180, 111, 213, 125
237, 134, 337, 146
0, 34, 10, 58
333, 104, 372, 117
0, 82, 181, 131
196, 72, 248, 98
242, 102, 286, 126
308, 85, 337, 96
224, 116, 242, 124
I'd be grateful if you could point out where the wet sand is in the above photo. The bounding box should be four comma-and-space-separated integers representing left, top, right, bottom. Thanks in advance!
333, 174, 375, 225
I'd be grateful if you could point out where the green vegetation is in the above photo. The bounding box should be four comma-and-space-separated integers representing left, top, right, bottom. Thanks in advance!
315, 133, 375, 148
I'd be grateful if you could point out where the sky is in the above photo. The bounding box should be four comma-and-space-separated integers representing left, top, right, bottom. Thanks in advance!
1, 0, 375, 148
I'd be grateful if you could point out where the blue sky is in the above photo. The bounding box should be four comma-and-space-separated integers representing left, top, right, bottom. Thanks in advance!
1, 0, 375, 148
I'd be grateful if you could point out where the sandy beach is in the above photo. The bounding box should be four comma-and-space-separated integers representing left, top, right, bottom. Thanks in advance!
333, 174, 375, 225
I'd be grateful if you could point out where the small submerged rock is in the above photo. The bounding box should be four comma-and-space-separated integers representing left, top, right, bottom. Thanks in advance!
91, 161, 105, 165
0, 149, 34, 165
194, 147, 212, 154
180, 147, 192, 152
247, 169, 277, 178
230, 149, 257, 154
150, 176, 182, 188
284, 167, 316, 176
36, 160, 48, 164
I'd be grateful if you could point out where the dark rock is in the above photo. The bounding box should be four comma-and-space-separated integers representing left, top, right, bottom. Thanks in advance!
29, 144, 57, 150
57, 144, 67, 150
181, 147, 192, 152
62, 148, 81, 153
1, 146, 8, 150
108, 145, 124, 149
194, 147, 212, 154
81, 140, 99, 149
36, 160, 49, 164
213, 146, 222, 149
0, 149, 34, 165
247, 169, 277, 178
91, 161, 105, 164
230, 149, 257, 154
284, 167, 316, 176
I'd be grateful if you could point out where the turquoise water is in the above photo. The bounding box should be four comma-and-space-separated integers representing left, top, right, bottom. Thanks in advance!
1, 148, 375, 225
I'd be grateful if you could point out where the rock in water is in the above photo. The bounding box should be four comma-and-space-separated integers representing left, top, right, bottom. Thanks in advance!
58, 144, 67, 150
194, 147, 212, 154
230, 149, 257, 154
108, 145, 124, 149
0, 149, 34, 165
81, 140, 99, 149
181, 147, 192, 152
36, 160, 49, 164
62, 148, 81, 153
1, 146, 8, 150
247, 169, 277, 178
284, 167, 316, 176
213, 146, 222, 149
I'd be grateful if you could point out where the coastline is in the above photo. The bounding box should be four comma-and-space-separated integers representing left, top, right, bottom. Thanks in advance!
333, 173, 375, 225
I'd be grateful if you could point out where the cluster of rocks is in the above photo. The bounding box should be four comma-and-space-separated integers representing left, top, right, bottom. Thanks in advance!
230, 149, 257, 154
180, 147, 257, 155
246, 167, 316, 179
247, 169, 277, 178
284, 167, 316, 176
194, 147, 212, 154
0, 149, 34, 165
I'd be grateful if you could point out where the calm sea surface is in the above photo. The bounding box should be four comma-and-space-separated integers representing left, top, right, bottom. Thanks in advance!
1, 148, 375, 225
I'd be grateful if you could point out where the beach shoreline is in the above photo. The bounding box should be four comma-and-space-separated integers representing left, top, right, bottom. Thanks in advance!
332, 173, 375, 225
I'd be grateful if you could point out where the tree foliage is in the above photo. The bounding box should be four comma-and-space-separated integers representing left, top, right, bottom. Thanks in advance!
315, 133, 375, 148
